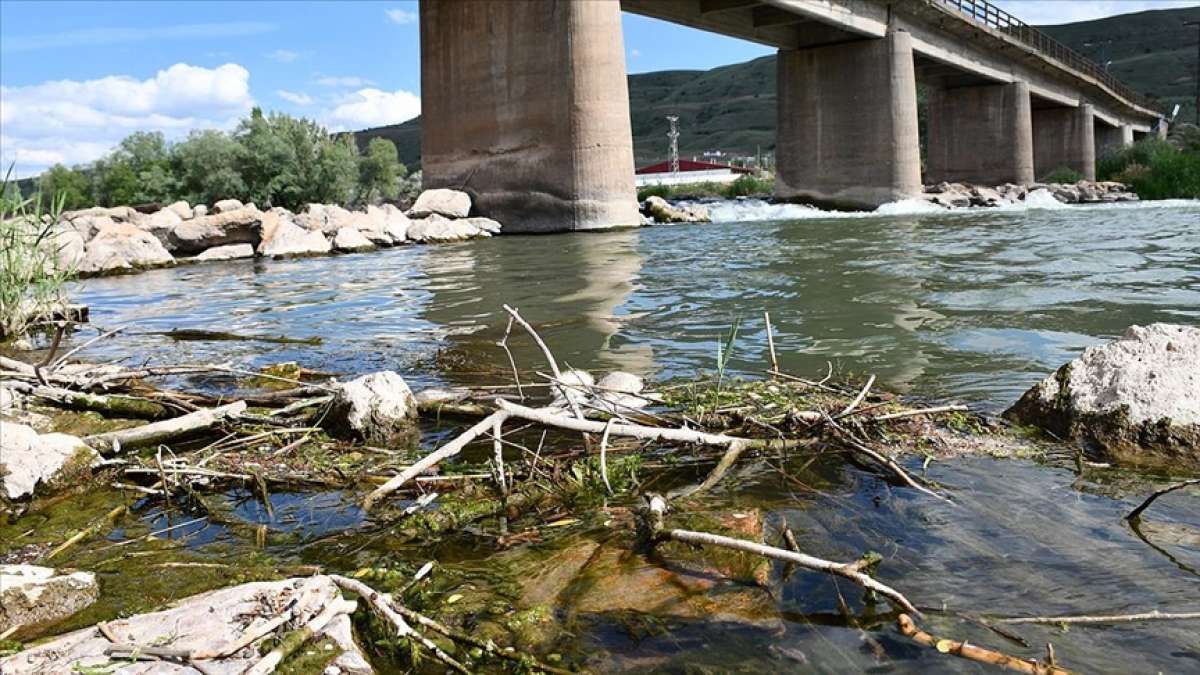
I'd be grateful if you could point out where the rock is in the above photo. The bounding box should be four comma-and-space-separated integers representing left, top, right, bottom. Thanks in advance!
0, 576, 370, 675
212, 198, 244, 213
0, 565, 99, 633
332, 226, 375, 252
192, 204, 208, 217
0, 385, 21, 415
1005, 323, 1200, 465
406, 214, 489, 243
408, 188, 471, 219
643, 196, 711, 223
77, 222, 174, 275
380, 204, 411, 243
166, 200, 193, 220
64, 214, 113, 241
257, 217, 332, 258
550, 369, 595, 409
969, 185, 1004, 207
194, 243, 255, 261
0, 421, 98, 500
597, 371, 644, 395
167, 206, 262, 255
324, 371, 418, 443
298, 203, 356, 235
48, 224, 86, 271
461, 216, 502, 235
139, 206, 184, 246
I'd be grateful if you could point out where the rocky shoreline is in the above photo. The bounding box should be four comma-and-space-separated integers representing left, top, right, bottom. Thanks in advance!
922, 179, 1138, 208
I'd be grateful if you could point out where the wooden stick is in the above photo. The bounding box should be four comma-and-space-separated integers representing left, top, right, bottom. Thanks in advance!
994, 610, 1200, 626
44, 504, 126, 561
10, 381, 173, 419
599, 418, 615, 495
190, 610, 294, 660
244, 598, 357, 675
898, 614, 1069, 674
1126, 479, 1200, 521
496, 316, 526, 400
825, 416, 950, 502
50, 325, 126, 371
363, 410, 508, 510
764, 311, 779, 375
642, 495, 918, 615
836, 374, 875, 418
501, 304, 588, 425
870, 404, 969, 422
85, 401, 247, 454
492, 414, 507, 497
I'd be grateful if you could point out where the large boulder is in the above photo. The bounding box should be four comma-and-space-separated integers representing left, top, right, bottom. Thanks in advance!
0, 576, 371, 675
257, 217, 331, 258
0, 565, 99, 633
356, 205, 410, 245
333, 226, 375, 253
643, 196, 710, 224
166, 200, 193, 220
297, 203, 356, 235
323, 371, 417, 443
408, 188, 471, 219
139, 206, 184, 246
194, 243, 255, 262
167, 206, 262, 255
47, 224, 86, 271
64, 214, 113, 241
212, 198, 244, 213
0, 421, 98, 500
77, 222, 174, 275
406, 214, 490, 243
1005, 324, 1200, 465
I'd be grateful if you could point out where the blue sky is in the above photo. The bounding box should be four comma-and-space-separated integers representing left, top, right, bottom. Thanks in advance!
2, 0, 1196, 176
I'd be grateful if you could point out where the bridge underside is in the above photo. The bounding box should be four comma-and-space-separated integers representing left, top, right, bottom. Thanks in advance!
421, 0, 1162, 231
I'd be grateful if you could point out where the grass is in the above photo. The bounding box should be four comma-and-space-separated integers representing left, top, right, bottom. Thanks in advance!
1, 171, 75, 340
1097, 138, 1200, 200
1040, 166, 1084, 184
637, 174, 773, 202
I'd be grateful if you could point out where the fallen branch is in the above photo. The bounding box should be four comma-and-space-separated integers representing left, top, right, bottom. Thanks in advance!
1126, 479, 1199, 521
244, 597, 358, 675
870, 404, 969, 422
501, 304, 589, 427
640, 495, 919, 615
836, 374, 875, 418
7, 381, 175, 419
898, 614, 1069, 674
44, 505, 127, 561
994, 610, 1200, 626
85, 401, 247, 454
825, 416, 951, 502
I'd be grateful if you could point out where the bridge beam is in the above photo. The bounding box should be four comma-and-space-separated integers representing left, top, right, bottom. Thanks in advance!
1033, 104, 1096, 181
775, 31, 922, 209
926, 81, 1034, 186
419, 0, 639, 232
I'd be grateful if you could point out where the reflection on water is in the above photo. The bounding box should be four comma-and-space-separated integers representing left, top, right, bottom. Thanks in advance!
70, 199, 1200, 411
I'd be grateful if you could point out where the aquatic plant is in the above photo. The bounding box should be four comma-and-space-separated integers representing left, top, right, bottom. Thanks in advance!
0, 170, 75, 339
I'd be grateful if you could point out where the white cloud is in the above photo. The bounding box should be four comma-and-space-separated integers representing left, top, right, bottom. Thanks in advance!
0, 63, 254, 177
991, 1, 1199, 25
327, 88, 421, 130
630, 48, 642, 58
316, 75, 375, 88
385, 8, 418, 25
267, 49, 300, 63
277, 89, 313, 105
2, 22, 277, 53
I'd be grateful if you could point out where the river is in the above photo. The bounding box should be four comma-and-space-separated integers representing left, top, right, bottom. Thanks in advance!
24, 198, 1200, 672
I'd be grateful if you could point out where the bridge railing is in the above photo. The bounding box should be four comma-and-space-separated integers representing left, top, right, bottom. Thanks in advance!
933, 0, 1158, 112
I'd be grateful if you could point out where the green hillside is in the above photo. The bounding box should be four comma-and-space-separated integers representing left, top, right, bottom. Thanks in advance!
356, 6, 1198, 169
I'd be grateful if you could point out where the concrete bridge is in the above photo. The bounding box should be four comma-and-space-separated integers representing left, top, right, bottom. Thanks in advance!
419, 0, 1164, 232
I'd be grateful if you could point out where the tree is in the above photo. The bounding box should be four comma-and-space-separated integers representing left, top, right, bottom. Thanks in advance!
37, 164, 93, 210
357, 137, 405, 203
111, 131, 175, 204
314, 135, 360, 206
92, 157, 139, 206
171, 130, 245, 206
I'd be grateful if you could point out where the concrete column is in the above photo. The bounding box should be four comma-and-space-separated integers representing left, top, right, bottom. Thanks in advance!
1033, 104, 1096, 181
1094, 121, 1131, 157
926, 82, 1034, 186
775, 31, 922, 209
419, 0, 639, 232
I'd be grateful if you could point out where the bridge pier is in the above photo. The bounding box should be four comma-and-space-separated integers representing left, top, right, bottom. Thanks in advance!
419, 0, 639, 232
1095, 122, 1134, 157
926, 82, 1034, 186
775, 31, 922, 209
1033, 104, 1096, 181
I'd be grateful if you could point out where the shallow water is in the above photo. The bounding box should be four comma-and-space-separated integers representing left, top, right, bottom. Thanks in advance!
15, 199, 1200, 672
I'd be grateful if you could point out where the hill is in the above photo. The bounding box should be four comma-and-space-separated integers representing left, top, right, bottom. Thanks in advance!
356, 6, 1198, 169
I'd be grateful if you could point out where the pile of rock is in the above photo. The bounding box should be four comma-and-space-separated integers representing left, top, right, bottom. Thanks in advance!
43, 188, 502, 277
924, 180, 1137, 208
641, 195, 712, 224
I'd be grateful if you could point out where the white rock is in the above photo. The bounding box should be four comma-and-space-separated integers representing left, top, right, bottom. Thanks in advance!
408, 188, 472, 219
597, 371, 644, 395
194, 243, 255, 261
166, 200, 193, 220
381, 204, 411, 243
65, 214, 113, 241
77, 222, 174, 275
406, 214, 487, 243
324, 371, 417, 442
333, 226, 375, 252
212, 198, 244, 213
168, 206, 262, 255
0, 421, 98, 500
47, 225, 86, 271
0, 576, 370, 675
643, 196, 711, 224
550, 369, 595, 409
462, 216, 502, 235
192, 204, 209, 217
0, 565, 99, 633
257, 218, 332, 258
140, 206, 183, 246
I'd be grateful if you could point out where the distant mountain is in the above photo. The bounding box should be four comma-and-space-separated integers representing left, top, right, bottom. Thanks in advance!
354, 6, 1199, 170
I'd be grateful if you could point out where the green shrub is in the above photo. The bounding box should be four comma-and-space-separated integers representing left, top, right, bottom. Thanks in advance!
1097, 138, 1200, 200
1041, 166, 1084, 184
1, 172, 74, 339
723, 173, 773, 198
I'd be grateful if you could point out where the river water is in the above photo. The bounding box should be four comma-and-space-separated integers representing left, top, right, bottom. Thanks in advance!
38, 198, 1200, 672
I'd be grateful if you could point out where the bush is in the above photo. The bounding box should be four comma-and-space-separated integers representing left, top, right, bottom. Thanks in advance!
723, 173, 773, 198
1041, 166, 1084, 184
1097, 138, 1200, 200
0, 173, 74, 339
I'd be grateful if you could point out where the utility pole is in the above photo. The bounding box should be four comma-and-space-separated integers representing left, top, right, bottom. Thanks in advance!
666, 115, 680, 177
1188, 20, 1200, 125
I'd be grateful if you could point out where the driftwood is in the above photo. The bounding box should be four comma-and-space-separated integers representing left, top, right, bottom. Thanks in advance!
44, 505, 127, 561
85, 401, 247, 454
898, 614, 1070, 674
1126, 479, 1199, 521
640, 495, 919, 615
8, 381, 174, 419
244, 598, 358, 675
994, 610, 1200, 626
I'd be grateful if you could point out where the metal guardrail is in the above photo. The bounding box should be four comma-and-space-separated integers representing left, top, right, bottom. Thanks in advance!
933, 0, 1159, 112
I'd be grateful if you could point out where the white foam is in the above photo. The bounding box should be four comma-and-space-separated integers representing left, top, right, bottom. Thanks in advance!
872, 198, 947, 215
